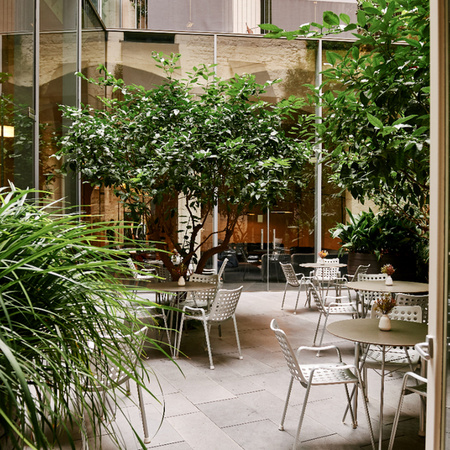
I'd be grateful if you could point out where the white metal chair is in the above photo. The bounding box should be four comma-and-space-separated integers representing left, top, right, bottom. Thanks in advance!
359, 305, 423, 401
279, 262, 309, 313
357, 273, 387, 317
388, 342, 429, 450
366, 305, 423, 368
182, 273, 220, 310
81, 326, 151, 448
175, 286, 244, 370
308, 278, 358, 347
127, 257, 155, 281
334, 263, 371, 298
312, 258, 342, 295
270, 319, 375, 450
346, 264, 371, 282
124, 262, 172, 348
395, 293, 429, 323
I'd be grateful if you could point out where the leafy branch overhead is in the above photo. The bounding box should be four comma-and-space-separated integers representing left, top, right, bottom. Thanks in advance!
262, 0, 430, 236
57, 53, 312, 275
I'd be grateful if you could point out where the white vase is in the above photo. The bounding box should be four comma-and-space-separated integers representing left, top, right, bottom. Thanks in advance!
378, 314, 391, 331
385, 275, 393, 286
178, 275, 185, 286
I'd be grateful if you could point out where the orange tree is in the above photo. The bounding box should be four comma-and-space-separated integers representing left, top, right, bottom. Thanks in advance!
57, 53, 312, 278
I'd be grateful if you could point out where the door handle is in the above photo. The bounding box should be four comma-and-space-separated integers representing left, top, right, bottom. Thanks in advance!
415, 335, 433, 360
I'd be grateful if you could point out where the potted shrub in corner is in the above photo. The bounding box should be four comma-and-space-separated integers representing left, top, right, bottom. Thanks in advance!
330, 209, 382, 275
330, 209, 426, 280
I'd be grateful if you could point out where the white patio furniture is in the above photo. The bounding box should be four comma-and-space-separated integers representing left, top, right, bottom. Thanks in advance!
270, 319, 375, 450
308, 278, 358, 347
81, 326, 151, 449
175, 286, 244, 370
279, 262, 309, 313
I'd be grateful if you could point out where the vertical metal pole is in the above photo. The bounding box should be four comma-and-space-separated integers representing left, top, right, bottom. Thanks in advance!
76, 0, 82, 211
266, 206, 270, 291
33, 0, 40, 195
212, 34, 219, 273
314, 39, 323, 261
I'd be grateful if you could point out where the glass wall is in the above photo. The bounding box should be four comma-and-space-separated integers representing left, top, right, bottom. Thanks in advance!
0, 0, 35, 190
100, 0, 358, 37
102, 31, 346, 285
0, 0, 106, 207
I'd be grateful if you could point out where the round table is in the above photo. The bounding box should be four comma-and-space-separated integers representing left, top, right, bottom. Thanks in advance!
328, 318, 428, 449
347, 280, 428, 318
300, 262, 347, 269
347, 280, 428, 294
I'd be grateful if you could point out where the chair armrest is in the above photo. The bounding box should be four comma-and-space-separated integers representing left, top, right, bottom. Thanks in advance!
297, 344, 343, 361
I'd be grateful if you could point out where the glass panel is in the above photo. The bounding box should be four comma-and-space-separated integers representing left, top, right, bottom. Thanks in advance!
40, 0, 77, 202
96, 0, 357, 37
0, 0, 35, 189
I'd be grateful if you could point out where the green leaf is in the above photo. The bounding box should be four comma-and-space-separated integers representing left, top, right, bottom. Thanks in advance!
367, 113, 384, 129
357, 10, 367, 28
323, 11, 340, 27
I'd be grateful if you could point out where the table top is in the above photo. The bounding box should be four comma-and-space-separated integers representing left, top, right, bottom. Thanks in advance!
347, 280, 428, 294
327, 318, 428, 347
300, 262, 347, 268
151, 281, 216, 293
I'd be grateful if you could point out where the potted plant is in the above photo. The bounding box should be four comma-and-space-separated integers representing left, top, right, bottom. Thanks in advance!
330, 209, 382, 274
331, 209, 425, 280
0, 186, 169, 449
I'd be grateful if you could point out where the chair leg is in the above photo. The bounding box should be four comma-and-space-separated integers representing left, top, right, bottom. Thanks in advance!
201, 319, 215, 370
279, 376, 294, 431
175, 313, 186, 358
388, 375, 409, 450
312, 312, 323, 346
293, 380, 312, 449
356, 373, 376, 450
161, 310, 172, 351
293, 285, 301, 314
281, 283, 288, 310
232, 315, 243, 360
136, 381, 151, 444
318, 312, 330, 347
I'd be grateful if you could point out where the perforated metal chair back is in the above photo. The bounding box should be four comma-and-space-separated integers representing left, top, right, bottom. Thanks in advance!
156, 265, 172, 281
358, 273, 387, 281
217, 257, 228, 280
395, 293, 428, 323
187, 273, 219, 306
307, 278, 326, 313
370, 304, 422, 323
280, 262, 301, 287
356, 273, 387, 315
209, 286, 243, 323
314, 258, 341, 279
270, 319, 304, 384
351, 264, 370, 281
88, 326, 147, 390
83, 326, 151, 446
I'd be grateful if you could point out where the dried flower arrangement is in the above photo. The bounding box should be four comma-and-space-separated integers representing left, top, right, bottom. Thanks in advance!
374, 293, 396, 315
381, 264, 395, 276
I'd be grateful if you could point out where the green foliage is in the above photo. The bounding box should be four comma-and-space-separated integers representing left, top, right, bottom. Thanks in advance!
0, 186, 167, 449
263, 0, 430, 239
57, 53, 312, 275
330, 208, 425, 259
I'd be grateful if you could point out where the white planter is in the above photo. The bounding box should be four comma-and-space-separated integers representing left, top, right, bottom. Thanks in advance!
385, 275, 393, 286
178, 276, 185, 286
378, 314, 391, 331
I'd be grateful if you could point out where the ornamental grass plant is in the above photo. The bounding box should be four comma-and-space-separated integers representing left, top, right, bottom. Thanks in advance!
0, 186, 169, 449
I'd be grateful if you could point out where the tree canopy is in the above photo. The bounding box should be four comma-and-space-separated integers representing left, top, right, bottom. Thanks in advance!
262, 0, 430, 237
57, 53, 311, 276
